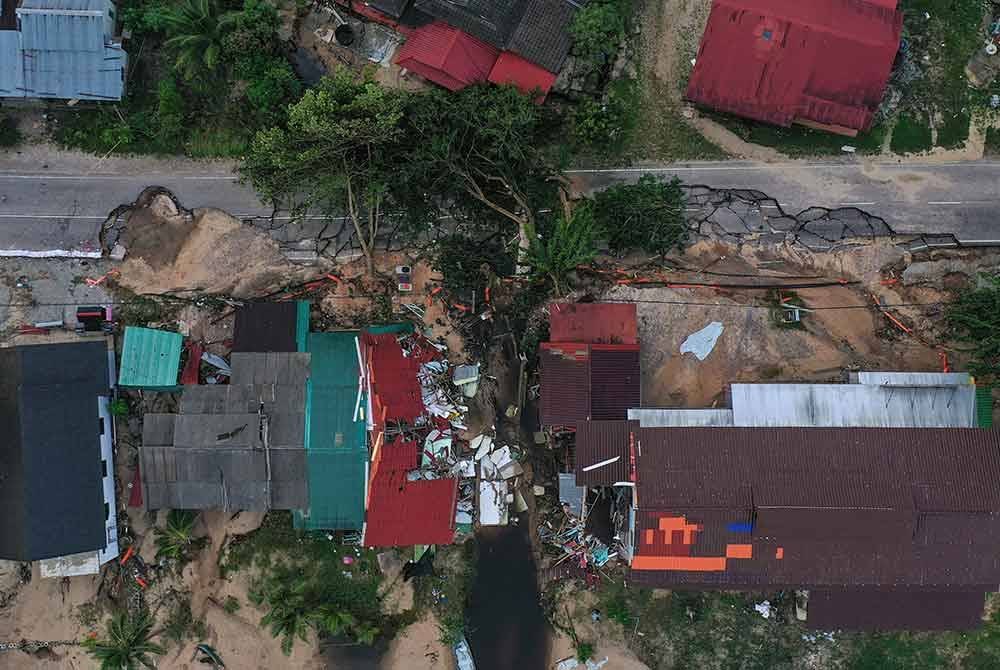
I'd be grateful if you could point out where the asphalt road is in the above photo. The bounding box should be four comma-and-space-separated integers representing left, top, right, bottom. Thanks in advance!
1, 153, 1000, 255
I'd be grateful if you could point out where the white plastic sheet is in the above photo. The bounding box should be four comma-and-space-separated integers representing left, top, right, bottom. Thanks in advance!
680, 321, 724, 361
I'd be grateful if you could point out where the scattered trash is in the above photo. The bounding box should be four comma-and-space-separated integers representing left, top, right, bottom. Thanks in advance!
841, 145, 856, 153
454, 636, 476, 670
194, 643, 225, 668
341, 555, 354, 565
680, 321, 724, 361
200, 351, 231, 376
754, 600, 772, 619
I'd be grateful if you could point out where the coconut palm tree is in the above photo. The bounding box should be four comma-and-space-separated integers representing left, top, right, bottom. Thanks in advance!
154, 509, 208, 564
162, 0, 236, 82
83, 611, 165, 670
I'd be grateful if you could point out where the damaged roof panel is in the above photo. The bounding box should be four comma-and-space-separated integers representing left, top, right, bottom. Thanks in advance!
549, 303, 639, 345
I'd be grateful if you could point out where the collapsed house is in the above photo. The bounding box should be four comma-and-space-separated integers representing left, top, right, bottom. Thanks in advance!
0, 0, 127, 100
0, 341, 119, 576
361, 329, 460, 547
685, 0, 903, 136
574, 373, 997, 630
345, 0, 584, 98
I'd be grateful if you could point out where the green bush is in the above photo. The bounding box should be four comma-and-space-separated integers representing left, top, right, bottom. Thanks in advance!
570, 0, 630, 71
571, 78, 638, 150
242, 58, 300, 127
890, 113, 933, 154
946, 273, 1000, 379
156, 75, 186, 149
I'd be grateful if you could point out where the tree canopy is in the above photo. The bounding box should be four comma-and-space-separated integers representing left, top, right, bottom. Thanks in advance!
946, 273, 1000, 379
592, 174, 688, 256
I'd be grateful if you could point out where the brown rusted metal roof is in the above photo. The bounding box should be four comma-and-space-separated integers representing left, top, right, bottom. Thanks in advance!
626, 426, 1000, 594
574, 420, 637, 486
549, 303, 638, 345
808, 588, 987, 631
540, 344, 640, 427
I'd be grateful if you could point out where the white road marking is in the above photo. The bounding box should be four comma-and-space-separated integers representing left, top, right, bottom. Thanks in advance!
926, 201, 963, 205
840, 202, 876, 206
566, 161, 1000, 173
0, 173, 237, 181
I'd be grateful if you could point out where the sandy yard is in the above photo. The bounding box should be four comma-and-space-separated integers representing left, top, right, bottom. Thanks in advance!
548, 588, 651, 670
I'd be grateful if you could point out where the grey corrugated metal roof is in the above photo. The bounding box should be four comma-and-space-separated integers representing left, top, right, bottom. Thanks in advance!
2, 0, 125, 100
558, 472, 585, 516
506, 0, 579, 73
730, 383, 976, 427
854, 371, 973, 387
628, 408, 735, 427
0, 32, 21, 95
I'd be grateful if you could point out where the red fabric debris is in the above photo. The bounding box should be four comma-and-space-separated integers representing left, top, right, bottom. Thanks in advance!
129, 465, 143, 507
488, 52, 557, 101
395, 22, 499, 91
180, 341, 203, 385
686, 0, 903, 135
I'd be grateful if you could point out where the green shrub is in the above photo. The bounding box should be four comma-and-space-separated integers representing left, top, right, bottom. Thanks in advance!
156, 75, 186, 149
242, 57, 301, 127
570, 0, 630, 71
572, 78, 638, 150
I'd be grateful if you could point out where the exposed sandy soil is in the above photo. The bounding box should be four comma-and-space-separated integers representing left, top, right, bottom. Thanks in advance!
119, 199, 323, 298
604, 239, 946, 407
549, 588, 651, 670
381, 613, 455, 670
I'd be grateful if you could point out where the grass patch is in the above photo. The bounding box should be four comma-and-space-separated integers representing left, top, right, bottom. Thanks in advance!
890, 113, 933, 154
627, 77, 727, 161
936, 110, 971, 149
716, 113, 887, 156
184, 125, 249, 159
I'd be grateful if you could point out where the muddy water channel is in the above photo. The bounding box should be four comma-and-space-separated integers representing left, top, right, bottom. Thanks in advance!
466, 525, 548, 670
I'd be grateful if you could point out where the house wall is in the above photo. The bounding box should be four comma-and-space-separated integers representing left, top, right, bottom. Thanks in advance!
97, 395, 119, 564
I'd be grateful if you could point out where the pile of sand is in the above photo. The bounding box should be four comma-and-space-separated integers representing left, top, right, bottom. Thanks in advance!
119, 196, 321, 298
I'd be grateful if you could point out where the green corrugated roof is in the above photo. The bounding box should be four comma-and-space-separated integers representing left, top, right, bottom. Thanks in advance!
977, 386, 994, 428
366, 322, 415, 335
294, 331, 368, 531
118, 326, 183, 389
296, 301, 309, 353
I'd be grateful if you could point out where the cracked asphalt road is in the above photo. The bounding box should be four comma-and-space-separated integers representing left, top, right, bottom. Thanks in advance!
1, 150, 999, 255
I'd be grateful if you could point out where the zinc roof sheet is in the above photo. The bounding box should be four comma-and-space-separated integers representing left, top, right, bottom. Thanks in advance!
118, 327, 182, 389
590, 347, 640, 420
0, 32, 22, 95
232, 302, 299, 353
540, 343, 590, 426
574, 420, 636, 486
488, 51, 557, 98
395, 21, 499, 91
364, 471, 458, 547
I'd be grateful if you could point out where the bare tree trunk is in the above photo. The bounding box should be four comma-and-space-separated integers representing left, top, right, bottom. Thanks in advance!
344, 169, 375, 275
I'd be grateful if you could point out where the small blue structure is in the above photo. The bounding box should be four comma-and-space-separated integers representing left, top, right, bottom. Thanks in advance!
0, 0, 126, 100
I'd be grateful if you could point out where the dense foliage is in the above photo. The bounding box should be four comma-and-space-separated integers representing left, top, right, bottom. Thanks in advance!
153, 509, 209, 565
525, 203, 597, 292
570, 0, 631, 73
58, 0, 298, 156
592, 174, 687, 255
946, 273, 1000, 379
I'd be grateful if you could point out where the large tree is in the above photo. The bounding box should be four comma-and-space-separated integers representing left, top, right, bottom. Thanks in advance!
162, 0, 236, 82
240, 71, 417, 274
592, 174, 688, 256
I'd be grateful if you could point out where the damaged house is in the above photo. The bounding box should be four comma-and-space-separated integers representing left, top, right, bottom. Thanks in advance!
685, 0, 903, 136
573, 372, 998, 630
345, 0, 585, 98
0, 341, 119, 576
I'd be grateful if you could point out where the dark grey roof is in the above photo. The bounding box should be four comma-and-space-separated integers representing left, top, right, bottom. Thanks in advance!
370, 0, 411, 19
506, 0, 580, 73
140, 352, 310, 511
232, 302, 299, 353
0, 341, 109, 561
808, 588, 987, 631
413, 0, 527, 47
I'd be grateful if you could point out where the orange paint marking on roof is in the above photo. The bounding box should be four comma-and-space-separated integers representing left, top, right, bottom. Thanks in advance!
776, 547, 785, 560
644, 529, 654, 545
632, 555, 728, 572
659, 516, 702, 545
725, 544, 753, 559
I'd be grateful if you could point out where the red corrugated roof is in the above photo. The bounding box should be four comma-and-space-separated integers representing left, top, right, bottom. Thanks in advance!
362, 333, 423, 424
364, 470, 458, 547
549, 303, 638, 345
488, 52, 557, 100
396, 22, 499, 91
686, 0, 902, 135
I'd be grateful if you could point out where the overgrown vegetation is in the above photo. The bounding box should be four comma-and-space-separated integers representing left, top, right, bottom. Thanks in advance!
160, 590, 207, 647
946, 273, 1000, 379
718, 115, 888, 156
220, 512, 387, 653
593, 175, 687, 255
412, 541, 478, 646
525, 205, 597, 293
570, 0, 631, 74
56, 0, 299, 156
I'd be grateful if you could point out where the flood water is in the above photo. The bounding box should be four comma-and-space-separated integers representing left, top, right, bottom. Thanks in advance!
466, 525, 548, 670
